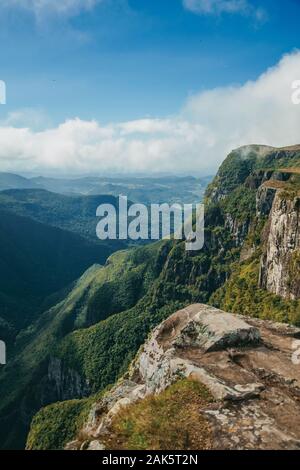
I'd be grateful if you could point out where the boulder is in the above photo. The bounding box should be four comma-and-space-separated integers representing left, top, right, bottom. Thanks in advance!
173, 305, 261, 352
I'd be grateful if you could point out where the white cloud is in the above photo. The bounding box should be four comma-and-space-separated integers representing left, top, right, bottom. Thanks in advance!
0, 0, 101, 19
0, 108, 51, 130
183, 0, 267, 22
0, 51, 300, 175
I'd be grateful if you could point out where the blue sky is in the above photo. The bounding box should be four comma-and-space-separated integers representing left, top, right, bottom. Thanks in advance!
0, 0, 299, 124
0, 0, 300, 175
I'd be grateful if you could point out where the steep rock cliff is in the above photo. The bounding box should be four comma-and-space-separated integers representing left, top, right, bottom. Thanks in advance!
4, 143, 300, 450
259, 190, 300, 300
47, 357, 91, 402
60, 304, 300, 451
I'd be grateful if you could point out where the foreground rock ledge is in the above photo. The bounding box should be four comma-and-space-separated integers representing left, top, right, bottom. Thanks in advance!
66, 304, 300, 450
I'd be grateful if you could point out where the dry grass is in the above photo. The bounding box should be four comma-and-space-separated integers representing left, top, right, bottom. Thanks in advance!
102, 379, 215, 451
262, 180, 287, 190
277, 167, 300, 175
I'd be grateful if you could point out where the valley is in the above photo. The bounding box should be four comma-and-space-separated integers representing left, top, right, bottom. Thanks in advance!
0, 173, 211, 205
2, 0, 300, 455
0, 144, 299, 450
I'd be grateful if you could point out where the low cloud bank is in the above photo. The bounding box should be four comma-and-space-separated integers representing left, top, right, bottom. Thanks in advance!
0, 51, 300, 175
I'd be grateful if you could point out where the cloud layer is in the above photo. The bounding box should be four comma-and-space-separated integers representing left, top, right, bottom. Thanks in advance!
0, 0, 101, 18
0, 0, 267, 23
0, 51, 300, 176
183, 0, 266, 22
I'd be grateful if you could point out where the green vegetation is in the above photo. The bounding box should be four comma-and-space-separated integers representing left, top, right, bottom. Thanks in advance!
102, 379, 214, 451
0, 241, 176, 449
0, 208, 114, 337
27, 379, 214, 451
287, 250, 300, 298
211, 257, 300, 325
55, 297, 182, 394
206, 149, 257, 200
0, 188, 125, 249
26, 399, 88, 450
255, 149, 300, 170
2, 144, 300, 450
220, 186, 256, 223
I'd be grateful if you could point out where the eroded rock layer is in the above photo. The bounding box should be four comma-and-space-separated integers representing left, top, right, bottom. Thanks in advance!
67, 304, 300, 451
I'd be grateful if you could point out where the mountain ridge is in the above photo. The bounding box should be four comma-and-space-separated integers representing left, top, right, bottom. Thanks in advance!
1, 143, 299, 449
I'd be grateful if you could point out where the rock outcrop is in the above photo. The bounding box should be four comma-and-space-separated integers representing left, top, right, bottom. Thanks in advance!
256, 185, 277, 218
21, 145, 300, 451
66, 304, 300, 451
48, 357, 91, 402
225, 214, 250, 247
259, 190, 300, 300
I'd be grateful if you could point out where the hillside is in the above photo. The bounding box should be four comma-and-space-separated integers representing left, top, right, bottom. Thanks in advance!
0, 242, 172, 449
1, 144, 300, 450
0, 209, 118, 345
0, 173, 38, 191
0, 189, 126, 248
0, 172, 211, 205
31, 175, 211, 205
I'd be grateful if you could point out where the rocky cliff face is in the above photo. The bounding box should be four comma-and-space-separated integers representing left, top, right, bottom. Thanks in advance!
48, 357, 91, 402
66, 304, 300, 451
259, 189, 300, 300
20, 144, 300, 450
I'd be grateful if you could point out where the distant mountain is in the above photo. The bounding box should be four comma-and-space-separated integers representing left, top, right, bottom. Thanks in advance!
32, 174, 211, 204
0, 172, 37, 191
4, 146, 299, 450
0, 144, 297, 450
0, 188, 126, 248
0, 172, 212, 205
0, 173, 212, 204
0, 208, 116, 343
0, 171, 211, 448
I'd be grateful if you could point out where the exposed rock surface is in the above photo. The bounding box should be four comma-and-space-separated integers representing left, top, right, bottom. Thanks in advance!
67, 304, 300, 451
225, 214, 250, 247
172, 306, 260, 352
256, 185, 277, 218
259, 190, 300, 300
48, 357, 91, 401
